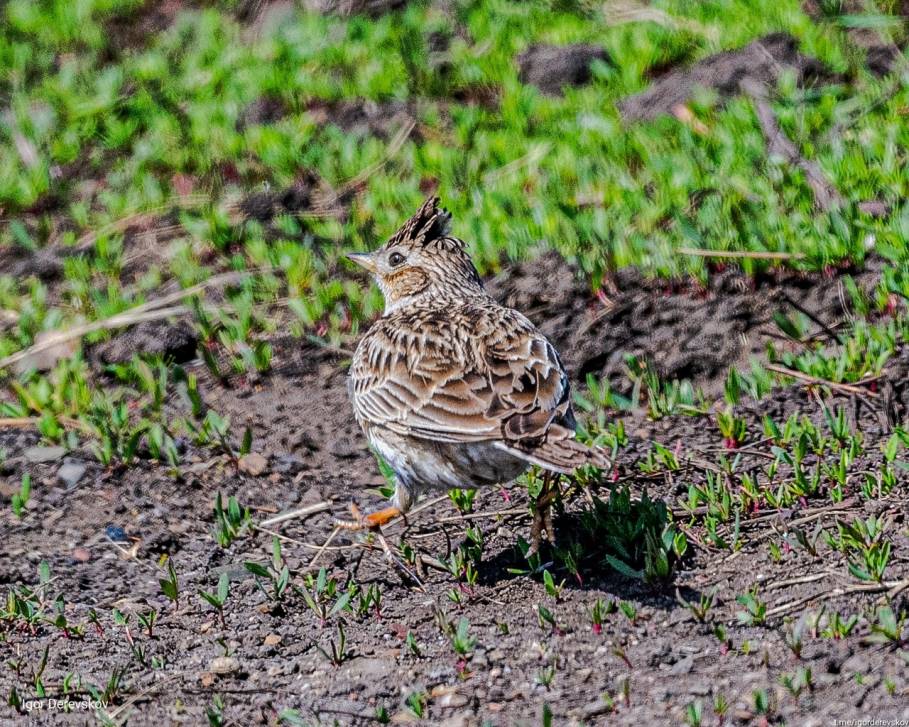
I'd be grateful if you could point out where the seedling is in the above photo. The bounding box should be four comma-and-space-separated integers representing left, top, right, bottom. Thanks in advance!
821, 611, 858, 640
736, 590, 767, 626
448, 488, 476, 514
685, 700, 703, 727
206, 694, 226, 727
713, 693, 729, 722
449, 617, 476, 657
868, 606, 905, 646
355, 583, 382, 619
315, 622, 349, 666
11, 474, 30, 519
677, 588, 716, 624
542, 569, 565, 601
588, 597, 616, 634
536, 663, 556, 688
752, 688, 773, 718
626, 357, 707, 419
212, 493, 251, 548
87, 667, 126, 708
137, 608, 158, 638
507, 536, 546, 576
158, 558, 180, 607
198, 572, 230, 627
245, 537, 292, 609
618, 601, 638, 625
536, 604, 558, 633
404, 631, 421, 657
716, 407, 747, 449
784, 615, 807, 659
302, 568, 351, 626
405, 691, 428, 719
779, 667, 813, 699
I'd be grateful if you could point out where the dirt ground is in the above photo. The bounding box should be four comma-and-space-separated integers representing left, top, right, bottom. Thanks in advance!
3, 4, 909, 723
2, 252, 908, 726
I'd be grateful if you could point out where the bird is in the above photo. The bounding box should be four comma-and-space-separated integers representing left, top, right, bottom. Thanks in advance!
344, 196, 609, 555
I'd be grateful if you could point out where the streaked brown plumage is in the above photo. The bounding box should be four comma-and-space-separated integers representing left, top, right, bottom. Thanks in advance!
346, 197, 608, 551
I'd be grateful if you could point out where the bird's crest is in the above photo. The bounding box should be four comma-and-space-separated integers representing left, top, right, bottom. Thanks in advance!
386, 196, 461, 250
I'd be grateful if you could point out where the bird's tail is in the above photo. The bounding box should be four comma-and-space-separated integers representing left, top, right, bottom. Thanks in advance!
495, 425, 611, 476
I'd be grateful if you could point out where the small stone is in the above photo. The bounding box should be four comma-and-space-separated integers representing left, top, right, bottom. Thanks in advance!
105, 525, 128, 542
209, 656, 239, 675
264, 633, 282, 646
273, 453, 305, 475
200, 672, 215, 688
57, 461, 87, 488
436, 692, 468, 709
581, 699, 613, 718
24, 445, 66, 463
239, 453, 268, 476
72, 547, 91, 563
389, 710, 419, 724
671, 655, 694, 675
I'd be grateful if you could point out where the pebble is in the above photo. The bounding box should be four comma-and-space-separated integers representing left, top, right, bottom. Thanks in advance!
209, 656, 239, 675
581, 699, 613, 718
57, 461, 87, 488
437, 692, 468, 708
264, 633, 282, 646
24, 445, 66, 463
72, 547, 91, 563
670, 655, 694, 675
273, 453, 305, 474
105, 525, 128, 542
239, 452, 268, 476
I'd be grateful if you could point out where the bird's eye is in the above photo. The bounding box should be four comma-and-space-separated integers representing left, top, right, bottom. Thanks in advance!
388, 251, 406, 267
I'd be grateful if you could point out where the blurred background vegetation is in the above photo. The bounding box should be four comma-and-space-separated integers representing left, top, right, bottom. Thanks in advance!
1, 0, 908, 359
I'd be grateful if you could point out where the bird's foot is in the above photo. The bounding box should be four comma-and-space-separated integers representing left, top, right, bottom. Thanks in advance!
526, 476, 559, 558
335, 503, 423, 590
335, 503, 402, 530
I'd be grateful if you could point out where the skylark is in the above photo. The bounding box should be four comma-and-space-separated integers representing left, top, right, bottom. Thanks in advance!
346, 197, 609, 553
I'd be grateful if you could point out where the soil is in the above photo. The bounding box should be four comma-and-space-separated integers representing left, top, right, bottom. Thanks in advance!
487, 251, 885, 399
88, 320, 199, 368
3, 251, 909, 726
618, 32, 834, 122
802, 0, 909, 77
517, 44, 612, 96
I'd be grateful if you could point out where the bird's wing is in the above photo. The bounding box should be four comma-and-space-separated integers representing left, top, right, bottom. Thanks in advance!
349, 306, 572, 446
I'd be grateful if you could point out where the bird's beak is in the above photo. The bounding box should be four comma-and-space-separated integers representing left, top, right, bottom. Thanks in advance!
345, 252, 377, 273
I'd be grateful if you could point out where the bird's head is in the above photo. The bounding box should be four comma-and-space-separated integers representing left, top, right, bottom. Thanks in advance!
346, 197, 484, 313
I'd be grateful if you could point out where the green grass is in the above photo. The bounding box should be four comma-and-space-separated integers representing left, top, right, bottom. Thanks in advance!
2, 0, 909, 365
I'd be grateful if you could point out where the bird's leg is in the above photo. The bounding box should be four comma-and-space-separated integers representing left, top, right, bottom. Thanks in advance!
527, 471, 560, 557
335, 503, 423, 590
335, 502, 402, 530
